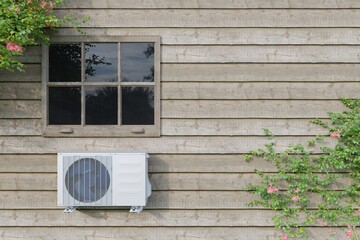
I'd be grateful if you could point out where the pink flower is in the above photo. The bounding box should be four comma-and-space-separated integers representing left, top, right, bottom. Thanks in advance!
14, 6, 20, 13
346, 228, 353, 239
294, 189, 300, 193
5, 42, 23, 54
39, 1, 47, 8
291, 196, 300, 201
48, 1, 55, 8
330, 131, 340, 138
280, 233, 288, 240
267, 187, 279, 194
355, 210, 360, 217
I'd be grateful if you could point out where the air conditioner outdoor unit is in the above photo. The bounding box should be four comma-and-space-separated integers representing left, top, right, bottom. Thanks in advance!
58, 152, 151, 213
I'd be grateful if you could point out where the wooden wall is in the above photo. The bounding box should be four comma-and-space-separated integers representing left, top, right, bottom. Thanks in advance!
0, 0, 359, 239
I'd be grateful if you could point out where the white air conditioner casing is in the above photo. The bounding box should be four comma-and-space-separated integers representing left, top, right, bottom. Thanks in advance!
58, 153, 151, 208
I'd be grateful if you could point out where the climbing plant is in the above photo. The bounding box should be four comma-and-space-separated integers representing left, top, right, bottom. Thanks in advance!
245, 99, 360, 240
0, 0, 86, 71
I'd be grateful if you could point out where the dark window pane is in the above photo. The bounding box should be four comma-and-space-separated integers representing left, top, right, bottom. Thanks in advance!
85, 87, 118, 125
49, 87, 81, 125
122, 87, 154, 125
85, 43, 118, 82
49, 44, 81, 82
121, 43, 154, 82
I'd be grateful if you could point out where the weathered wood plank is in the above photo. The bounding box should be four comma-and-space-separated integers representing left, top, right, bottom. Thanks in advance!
0, 119, 41, 135
0, 136, 336, 154
162, 63, 360, 82
0, 83, 41, 100
57, 9, 360, 28
2, 227, 352, 240
0, 64, 41, 82
0, 173, 348, 191
162, 100, 347, 118
0, 118, 327, 136
0, 191, 258, 209
0, 100, 41, 118
0, 154, 278, 173
162, 119, 327, 136
0, 82, 357, 101
60, 0, 360, 9
0, 191, 320, 209
10, 45, 360, 64
0, 100, 346, 119
162, 82, 360, 100
14, 46, 41, 64
3, 82, 357, 101
57, 28, 360, 45
0, 209, 275, 227
162, 45, 360, 63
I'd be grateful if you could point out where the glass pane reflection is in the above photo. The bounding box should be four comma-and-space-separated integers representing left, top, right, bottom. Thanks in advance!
121, 43, 154, 82
49, 44, 81, 82
49, 87, 81, 125
85, 43, 118, 82
122, 87, 154, 125
85, 87, 118, 125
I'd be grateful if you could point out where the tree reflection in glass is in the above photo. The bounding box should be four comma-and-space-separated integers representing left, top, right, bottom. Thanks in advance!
121, 43, 154, 82
85, 87, 118, 125
122, 87, 154, 125
85, 43, 118, 82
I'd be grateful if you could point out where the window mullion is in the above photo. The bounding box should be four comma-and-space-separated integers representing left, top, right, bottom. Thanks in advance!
118, 42, 121, 126
81, 42, 85, 126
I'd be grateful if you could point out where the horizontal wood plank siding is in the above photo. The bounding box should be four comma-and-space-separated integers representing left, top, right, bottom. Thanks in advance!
0, 100, 346, 119
0, 136, 336, 153
60, 0, 360, 9
57, 10, 360, 28
57, 28, 360, 45
0, 2, 358, 240
1, 227, 352, 240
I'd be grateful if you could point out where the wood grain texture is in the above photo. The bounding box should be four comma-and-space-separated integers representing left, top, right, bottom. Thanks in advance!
162, 119, 328, 136
56, 28, 360, 45
162, 100, 346, 118
1, 82, 357, 101
1, 227, 352, 240
0, 173, 348, 191
15, 46, 41, 64
0, 83, 41, 100
0, 118, 327, 136
14, 45, 360, 63
0, 100, 345, 119
0, 136, 336, 154
0, 191, 323, 209
0, 100, 41, 118
60, 0, 360, 9
0, 119, 41, 136
162, 63, 360, 82
0, 209, 275, 227
57, 9, 360, 28
162, 82, 360, 100
0, 154, 278, 173
0, 64, 41, 82
162, 45, 360, 63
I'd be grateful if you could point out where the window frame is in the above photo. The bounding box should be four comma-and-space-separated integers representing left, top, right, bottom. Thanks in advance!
42, 35, 161, 137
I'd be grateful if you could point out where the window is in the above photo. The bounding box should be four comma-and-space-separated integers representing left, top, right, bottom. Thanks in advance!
42, 36, 160, 137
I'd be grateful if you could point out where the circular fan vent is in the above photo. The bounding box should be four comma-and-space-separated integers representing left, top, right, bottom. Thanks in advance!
65, 158, 110, 203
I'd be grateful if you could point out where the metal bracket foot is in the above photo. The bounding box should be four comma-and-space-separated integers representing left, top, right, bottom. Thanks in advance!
64, 206, 78, 213
129, 206, 143, 213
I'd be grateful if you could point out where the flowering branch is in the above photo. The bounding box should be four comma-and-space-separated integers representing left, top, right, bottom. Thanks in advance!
0, 0, 86, 71
245, 99, 360, 240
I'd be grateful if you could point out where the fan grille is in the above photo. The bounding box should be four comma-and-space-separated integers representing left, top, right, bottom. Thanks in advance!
64, 157, 111, 204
